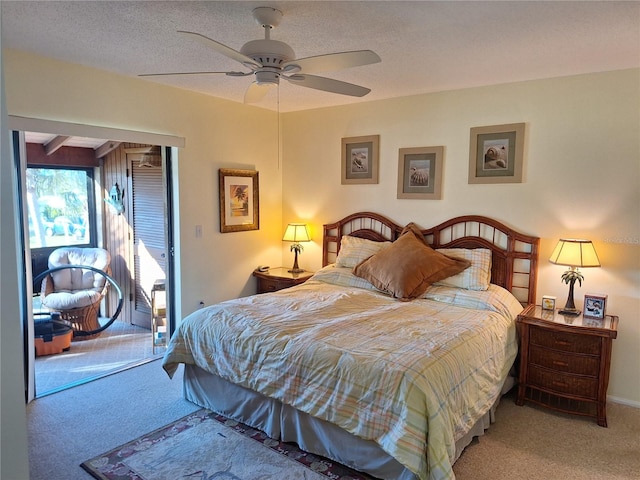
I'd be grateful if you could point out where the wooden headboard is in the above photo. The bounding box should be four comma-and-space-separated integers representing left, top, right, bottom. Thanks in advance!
323, 212, 539, 305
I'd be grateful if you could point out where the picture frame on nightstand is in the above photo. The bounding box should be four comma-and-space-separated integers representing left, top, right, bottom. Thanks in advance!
541, 295, 556, 311
584, 293, 607, 319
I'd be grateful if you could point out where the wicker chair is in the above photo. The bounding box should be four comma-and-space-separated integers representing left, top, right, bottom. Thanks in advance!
40, 247, 111, 340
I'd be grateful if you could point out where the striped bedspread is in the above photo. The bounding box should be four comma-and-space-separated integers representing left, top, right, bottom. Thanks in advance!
163, 267, 522, 480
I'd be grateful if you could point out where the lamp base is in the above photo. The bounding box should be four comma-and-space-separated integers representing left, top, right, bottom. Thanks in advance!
559, 308, 581, 316
560, 277, 581, 317
289, 248, 304, 275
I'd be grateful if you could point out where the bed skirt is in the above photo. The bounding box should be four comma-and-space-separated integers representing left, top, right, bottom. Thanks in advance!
182, 365, 513, 479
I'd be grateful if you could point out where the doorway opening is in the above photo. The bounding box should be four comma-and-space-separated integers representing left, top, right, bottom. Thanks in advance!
18, 132, 174, 398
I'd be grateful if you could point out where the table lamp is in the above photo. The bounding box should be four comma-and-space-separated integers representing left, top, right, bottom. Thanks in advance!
282, 223, 311, 273
549, 238, 600, 315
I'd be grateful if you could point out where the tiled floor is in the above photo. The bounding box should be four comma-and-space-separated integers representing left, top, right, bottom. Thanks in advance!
34, 320, 163, 396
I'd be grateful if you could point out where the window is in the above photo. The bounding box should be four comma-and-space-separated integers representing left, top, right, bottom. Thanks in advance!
26, 167, 96, 249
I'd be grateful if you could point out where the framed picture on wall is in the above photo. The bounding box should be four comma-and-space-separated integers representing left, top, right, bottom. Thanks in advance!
341, 135, 380, 184
219, 168, 259, 233
468, 123, 525, 184
397, 146, 444, 199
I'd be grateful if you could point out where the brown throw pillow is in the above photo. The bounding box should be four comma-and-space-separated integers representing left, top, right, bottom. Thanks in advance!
353, 232, 471, 301
399, 222, 428, 245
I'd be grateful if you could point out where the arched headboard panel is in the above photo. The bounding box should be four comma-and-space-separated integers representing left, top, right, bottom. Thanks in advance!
323, 212, 539, 305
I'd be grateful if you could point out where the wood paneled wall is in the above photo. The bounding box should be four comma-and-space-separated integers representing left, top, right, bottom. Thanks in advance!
26, 143, 99, 167
102, 143, 150, 323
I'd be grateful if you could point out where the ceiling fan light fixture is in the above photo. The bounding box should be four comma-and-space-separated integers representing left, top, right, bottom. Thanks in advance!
255, 70, 280, 86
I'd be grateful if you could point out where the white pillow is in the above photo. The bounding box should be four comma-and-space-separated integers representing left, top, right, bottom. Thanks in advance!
334, 235, 392, 268
423, 284, 524, 320
310, 265, 378, 291
434, 248, 492, 291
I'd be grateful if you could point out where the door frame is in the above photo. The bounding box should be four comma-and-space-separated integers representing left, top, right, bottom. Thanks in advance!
9, 116, 184, 402
126, 146, 169, 329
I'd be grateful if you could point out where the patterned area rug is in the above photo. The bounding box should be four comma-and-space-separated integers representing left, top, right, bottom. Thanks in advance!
81, 409, 376, 480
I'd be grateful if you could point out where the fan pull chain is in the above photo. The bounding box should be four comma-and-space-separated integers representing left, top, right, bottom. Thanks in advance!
277, 84, 281, 170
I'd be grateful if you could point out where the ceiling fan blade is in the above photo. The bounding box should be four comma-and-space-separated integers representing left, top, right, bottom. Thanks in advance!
178, 30, 261, 70
285, 74, 371, 97
139, 71, 251, 77
244, 82, 275, 104
282, 50, 381, 74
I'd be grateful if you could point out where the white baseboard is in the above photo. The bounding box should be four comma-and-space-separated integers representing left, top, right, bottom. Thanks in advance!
608, 395, 640, 408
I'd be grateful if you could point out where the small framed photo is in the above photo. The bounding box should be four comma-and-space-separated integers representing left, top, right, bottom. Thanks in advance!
469, 123, 525, 184
341, 135, 379, 184
541, 295, 556, 311
584, 293, 607, 319
219, 168, 259, 233
397, 146, 444, 199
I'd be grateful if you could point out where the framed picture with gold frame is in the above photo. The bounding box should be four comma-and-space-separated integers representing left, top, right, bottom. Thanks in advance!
341, 135, 379, 184
541, 295, 556, 311
219, 168, 259, 233
469, 122, 525, 184
397, 146, 444, 199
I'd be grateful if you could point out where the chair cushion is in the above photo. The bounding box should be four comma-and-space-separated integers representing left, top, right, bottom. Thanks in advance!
42, 290, 104, 310
48, 247, 111, 291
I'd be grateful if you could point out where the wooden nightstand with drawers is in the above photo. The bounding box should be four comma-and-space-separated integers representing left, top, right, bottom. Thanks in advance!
252, 267, 314, 294
516, 304, 618, 427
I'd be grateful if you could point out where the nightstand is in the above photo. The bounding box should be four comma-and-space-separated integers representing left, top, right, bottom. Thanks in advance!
516, 304, 618, 427
252, 267, 314, 294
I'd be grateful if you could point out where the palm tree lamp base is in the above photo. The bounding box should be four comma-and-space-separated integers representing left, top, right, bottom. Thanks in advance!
288, 248, 305, 274
559, 277, 581, 316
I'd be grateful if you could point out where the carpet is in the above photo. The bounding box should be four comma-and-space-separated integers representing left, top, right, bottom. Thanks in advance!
35, 320, 156, 395
81, 409, 376, 480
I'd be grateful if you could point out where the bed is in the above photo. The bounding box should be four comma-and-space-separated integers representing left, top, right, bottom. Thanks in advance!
163, 212, 539, 480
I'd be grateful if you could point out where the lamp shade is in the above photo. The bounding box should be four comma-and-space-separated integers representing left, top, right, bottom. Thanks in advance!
282, 223, 311, 243
549, 239, 600, 268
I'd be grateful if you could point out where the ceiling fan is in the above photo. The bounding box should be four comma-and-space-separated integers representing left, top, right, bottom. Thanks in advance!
140, 6, 381, 104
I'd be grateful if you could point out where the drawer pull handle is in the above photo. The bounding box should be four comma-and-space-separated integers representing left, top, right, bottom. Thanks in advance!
554, 340, 572, 346
552, 360, 569, 367
552, 381, 568, 387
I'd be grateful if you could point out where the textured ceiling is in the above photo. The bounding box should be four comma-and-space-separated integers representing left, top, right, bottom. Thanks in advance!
2, 1, 639, 113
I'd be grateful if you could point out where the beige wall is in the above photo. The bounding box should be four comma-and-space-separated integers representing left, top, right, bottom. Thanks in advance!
281, 69, 640, 405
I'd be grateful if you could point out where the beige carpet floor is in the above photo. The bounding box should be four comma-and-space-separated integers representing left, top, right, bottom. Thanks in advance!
27, 360, 640, 480
35, 320, 161, 395
453, 392, 640, 479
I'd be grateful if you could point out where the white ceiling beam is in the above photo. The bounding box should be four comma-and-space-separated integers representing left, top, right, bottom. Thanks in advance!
9, 116, 186, 147
44, 135, 70, 155
95, 141, 122, 159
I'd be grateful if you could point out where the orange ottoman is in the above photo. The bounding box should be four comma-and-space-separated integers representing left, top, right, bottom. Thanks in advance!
34, 313, 73, 356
